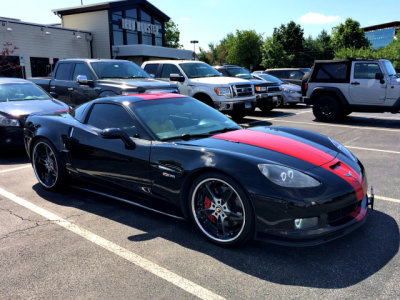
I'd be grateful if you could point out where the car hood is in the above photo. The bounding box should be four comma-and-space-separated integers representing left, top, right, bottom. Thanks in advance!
188, 76, 251, 86
0, 99, 68, 117
98, 78, 178, 90
175, 127, 340, 171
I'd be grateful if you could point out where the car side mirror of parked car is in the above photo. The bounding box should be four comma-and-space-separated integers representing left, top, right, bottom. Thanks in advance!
100, 128, 136, 150
170, 73, 185, 82
76, 75, 94, 86
375, 72, 385, 84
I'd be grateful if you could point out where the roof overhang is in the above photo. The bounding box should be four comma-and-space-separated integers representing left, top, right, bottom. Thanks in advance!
112, 44, 194, 60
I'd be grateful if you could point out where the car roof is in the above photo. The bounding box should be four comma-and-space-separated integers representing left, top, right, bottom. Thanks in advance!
266, 68, 304, 71
0, 77, 31, 84
143, 60, 205, 64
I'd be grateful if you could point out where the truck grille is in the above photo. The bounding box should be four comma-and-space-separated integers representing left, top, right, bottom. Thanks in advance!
233, 84, 253, 97
267, 86, 281, 93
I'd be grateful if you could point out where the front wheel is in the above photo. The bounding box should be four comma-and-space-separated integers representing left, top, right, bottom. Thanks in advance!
258, 103, 274, 114
189, 172, 254, 247
32, 138, 67, 190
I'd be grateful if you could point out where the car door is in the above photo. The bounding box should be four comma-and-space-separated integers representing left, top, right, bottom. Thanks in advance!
159, 63, 191, 95
68, 102, 152, 196
69, 63, 101, 106
51, 63, 74, 105
349, 62, 387, 104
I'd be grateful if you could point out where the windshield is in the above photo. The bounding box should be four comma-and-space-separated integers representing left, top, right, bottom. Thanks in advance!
0, 82, 51, 102
255, 74, 284, 84
133, 97, 240, 140
226, 67, 252, 79
91, 61, 150, 79
381, 60, 396, 76
179, 63, 221, 78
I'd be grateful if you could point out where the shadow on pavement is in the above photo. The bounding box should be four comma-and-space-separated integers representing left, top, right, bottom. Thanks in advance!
312, 115, 400, 130
33, 183, 399, 289
0, 150, 29, 165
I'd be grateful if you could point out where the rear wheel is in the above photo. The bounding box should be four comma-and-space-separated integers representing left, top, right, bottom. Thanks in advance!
32, 138, 67, 190
258, 103, 274, 114
189, 172, 254, 247
312, 95, 342, 122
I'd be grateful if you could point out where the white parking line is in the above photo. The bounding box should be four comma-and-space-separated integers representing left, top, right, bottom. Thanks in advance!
0, 165, 31, 174
0, 187, 225, 300
375, 195, 400, 204
264, 119, 400, 133
345, 146, 400, 155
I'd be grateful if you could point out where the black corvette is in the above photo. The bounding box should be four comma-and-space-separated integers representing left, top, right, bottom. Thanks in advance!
24, 93, 374, 246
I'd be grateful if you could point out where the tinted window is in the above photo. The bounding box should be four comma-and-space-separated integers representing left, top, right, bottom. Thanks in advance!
143, 64, 159, 76
55, 63, 73, 80
161, 64, 181, 78
91, 61, 149, 79
268, 70, 284, 78
73, 64, 93, 81
354, 63, 381, 79
288, 70, 304, 80
87, 103, 139, 137
314, 63, 348, 81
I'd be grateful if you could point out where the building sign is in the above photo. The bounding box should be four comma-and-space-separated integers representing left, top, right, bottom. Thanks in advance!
121, 18, 161, 35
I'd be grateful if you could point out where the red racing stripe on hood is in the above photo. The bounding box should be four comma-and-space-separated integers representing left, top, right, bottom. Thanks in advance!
212, 129, 366, 200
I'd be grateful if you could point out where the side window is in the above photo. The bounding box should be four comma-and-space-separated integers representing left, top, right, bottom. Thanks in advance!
54, 63, 73, 80
289, 71, 303, 80
87, 103, 145, 138
218, 69, 229, 76
143, 64, 159, 77
73, 63, 93, 81
354, 63, 381, 79
160, 64, 181, 79
314, 63, 348, 82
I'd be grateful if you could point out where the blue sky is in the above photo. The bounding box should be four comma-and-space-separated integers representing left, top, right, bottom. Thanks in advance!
2, 0, 400, 51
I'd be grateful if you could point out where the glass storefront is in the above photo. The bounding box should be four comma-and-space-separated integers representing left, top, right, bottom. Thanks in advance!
110, 5, 164, 47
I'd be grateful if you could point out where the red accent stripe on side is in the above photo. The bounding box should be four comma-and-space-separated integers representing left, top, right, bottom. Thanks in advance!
213, 129, 367, 201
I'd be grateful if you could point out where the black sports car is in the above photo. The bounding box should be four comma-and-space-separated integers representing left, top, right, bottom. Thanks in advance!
0, 78, 69, 150
24, 93, 374, 247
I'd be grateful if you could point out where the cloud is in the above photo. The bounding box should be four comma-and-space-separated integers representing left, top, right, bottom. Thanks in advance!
299, 12, 340, 24
179, 17, 191, 22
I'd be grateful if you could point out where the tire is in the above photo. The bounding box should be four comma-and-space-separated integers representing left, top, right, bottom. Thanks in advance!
194, 94, 214, 108
275, 97, 283, 107
258, 103, 274, 114
312, 95, 342, 122
188, 172, 255, 247
31, 138, 67, 190
230, 111, 246, 122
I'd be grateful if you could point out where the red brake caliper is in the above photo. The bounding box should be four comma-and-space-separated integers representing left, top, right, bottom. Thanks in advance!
204, 196, 216, 223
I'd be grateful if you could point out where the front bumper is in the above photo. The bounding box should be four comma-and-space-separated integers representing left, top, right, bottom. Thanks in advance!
0, 126, 25, 150
216, 98, 256, 113
282, 92, 302, 104
254, 192, 374, 247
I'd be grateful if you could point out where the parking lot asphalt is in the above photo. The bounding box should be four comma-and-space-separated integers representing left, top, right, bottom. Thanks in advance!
0, 106, 399, 299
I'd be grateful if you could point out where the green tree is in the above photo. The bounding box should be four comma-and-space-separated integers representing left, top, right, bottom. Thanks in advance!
272, 21, 305, 66
261, 37, 293, 68
225, 30, 263, 70
331, 18, 370, 51
165, 21, 182, 48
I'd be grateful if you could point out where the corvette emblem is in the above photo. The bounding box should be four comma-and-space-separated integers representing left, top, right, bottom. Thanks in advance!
345, 171, 354, 178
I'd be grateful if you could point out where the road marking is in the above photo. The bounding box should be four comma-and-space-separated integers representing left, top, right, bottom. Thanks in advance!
345, 146, 400, 155
0, 165, 31, 174
0, 187, 225, 300
256, 118, 400, 133
375, 195, 400, 204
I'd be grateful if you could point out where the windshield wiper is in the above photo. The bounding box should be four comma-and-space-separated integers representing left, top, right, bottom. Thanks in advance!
162, 133, 212, 141
208, 127, 239, 135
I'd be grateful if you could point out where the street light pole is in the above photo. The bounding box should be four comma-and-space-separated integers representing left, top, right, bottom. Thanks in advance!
190, 40, 198, 60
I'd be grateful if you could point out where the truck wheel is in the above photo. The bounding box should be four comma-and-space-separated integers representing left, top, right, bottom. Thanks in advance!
230, 111, 246, 122
194, 94, 214, 108
258, 104, 274, 114
313, 96, 341, 122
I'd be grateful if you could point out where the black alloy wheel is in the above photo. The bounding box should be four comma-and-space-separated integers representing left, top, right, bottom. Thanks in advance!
313, 95, 341, 122
189, 172, 254, 246
32, 139, 67, 190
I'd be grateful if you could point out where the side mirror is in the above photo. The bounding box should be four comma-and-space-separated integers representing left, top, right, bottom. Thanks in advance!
170, 73, 185, 82
375, 72, 385, 84
50, 91, 59, 99
100, 128, 136, 150
76, 75, 90, 85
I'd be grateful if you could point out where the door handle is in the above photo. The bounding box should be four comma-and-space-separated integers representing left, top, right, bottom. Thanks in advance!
351, 82, 360, 85
68, 87, 74, 91
50, 86, 55, 89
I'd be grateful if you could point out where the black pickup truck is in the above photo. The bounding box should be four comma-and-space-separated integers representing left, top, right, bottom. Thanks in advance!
29, 59, 179, 106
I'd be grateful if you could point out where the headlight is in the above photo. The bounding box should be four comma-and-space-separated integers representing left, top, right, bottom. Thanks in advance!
214, 87, 232, 97
258, 164, 320, 188
329, 138, 357, 162
0, 115, 20, 127
255, 86, 267, 92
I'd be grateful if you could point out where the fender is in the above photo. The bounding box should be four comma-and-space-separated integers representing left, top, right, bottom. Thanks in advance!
310, 87, 350, 109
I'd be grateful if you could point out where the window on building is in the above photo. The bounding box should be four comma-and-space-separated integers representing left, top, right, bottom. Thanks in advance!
154, 19, 162, 46
30, 57, 59, 77
54, 63, 73, 80
141, 10, 153, 45
112, 11, 124, 46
